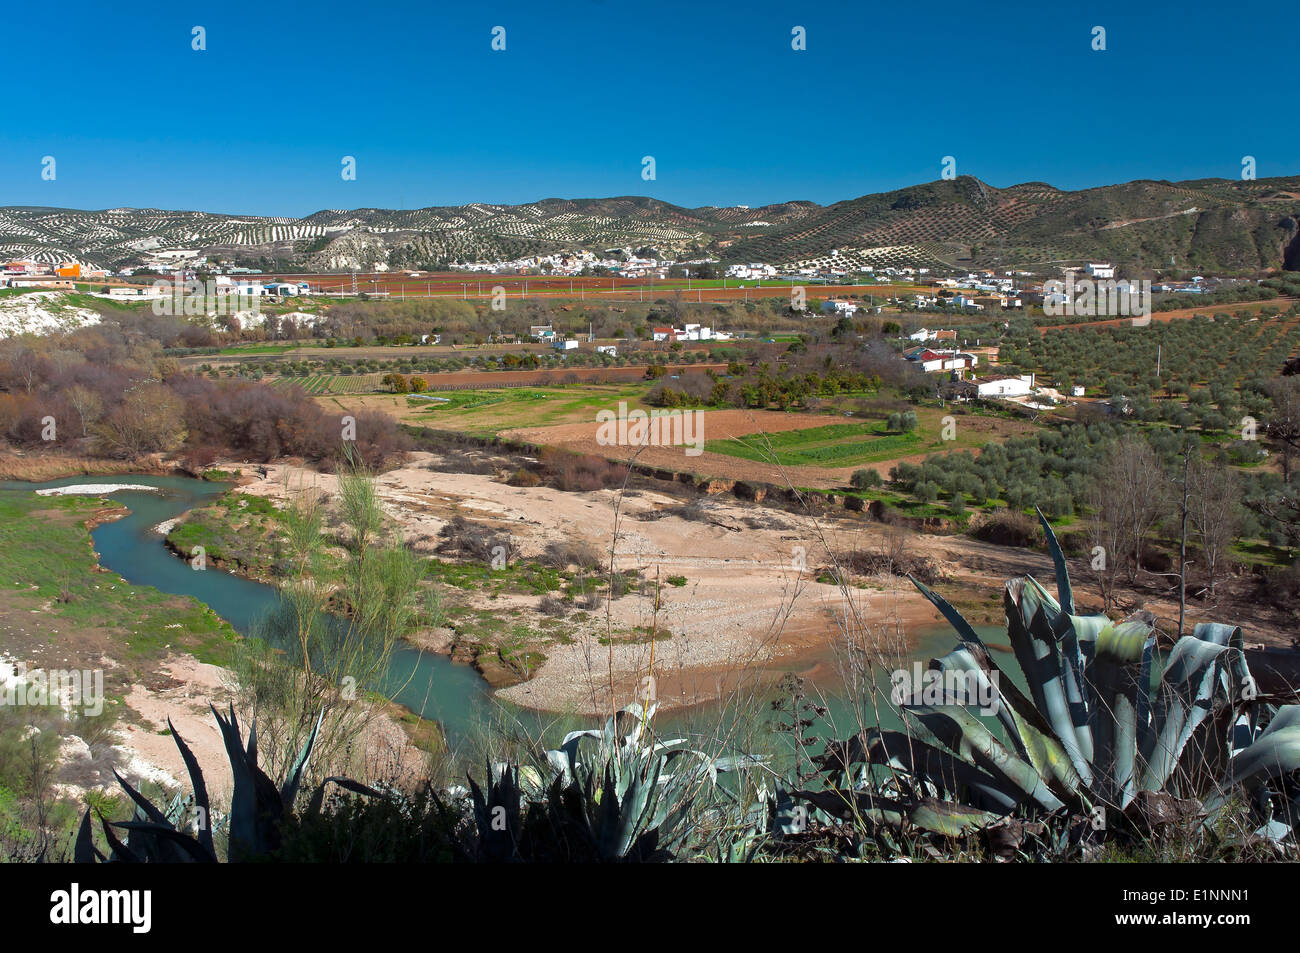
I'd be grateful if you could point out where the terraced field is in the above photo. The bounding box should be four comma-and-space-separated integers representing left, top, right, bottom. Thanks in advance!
271, 372, 386, 394
314, 382, 655, 436
704, 421, 923, 467
703, 405, 1027, 469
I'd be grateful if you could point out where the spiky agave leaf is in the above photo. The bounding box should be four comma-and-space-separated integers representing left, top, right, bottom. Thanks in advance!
167, 717, 214, 857
803, 522, 1295, 853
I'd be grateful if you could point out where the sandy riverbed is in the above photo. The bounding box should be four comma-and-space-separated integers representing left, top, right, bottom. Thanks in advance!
232, 453, 965, 715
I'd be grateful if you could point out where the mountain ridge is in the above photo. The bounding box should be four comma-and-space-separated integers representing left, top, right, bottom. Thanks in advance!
3, 174, 1298, 274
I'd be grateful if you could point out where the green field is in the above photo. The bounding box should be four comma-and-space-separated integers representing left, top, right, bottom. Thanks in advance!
703, 403, 1016, 468
398, 383, 653, 435
705, 421, 925, 467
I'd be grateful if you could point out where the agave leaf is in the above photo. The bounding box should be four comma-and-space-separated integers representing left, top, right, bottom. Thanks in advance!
109, 821, 217, 863
1221, 726, 1300, 789
909, 574, 987, 648
1005, 578, 1093, 787
305, 775, 383, 818
1035, 506, 1074, 616
789, 787, 908, 828
246, 716, 259, 769
99, 814, 142, 863
1193, 623, 1252, 701
1058, 613, 1110, 769
908, 798, 1001, 836
855, 728, 1022, 813
110, 769, 177, 833
74, 810, 105, 863
1258, 705, 1300, 740
279, 708, 324, 810
211, 704, 261, 857
927, 643, 1071, 794
211, 703, 285, 858
929, 639, 1082, 798
1088, 621, 1153, 809
166, 717, 214, 858
1140, 635, 1232, 793
595, 763, 625, 858
903, 703, 1065, 812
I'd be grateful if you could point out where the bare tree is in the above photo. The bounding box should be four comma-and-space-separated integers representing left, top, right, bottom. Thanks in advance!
1266, 377, 1300, 481
1098, 434, 1169, 584
1085, 478, 1125, 611
91, 382, 186, 458
65, 384, 103, 437
1186, 455, 1241, 601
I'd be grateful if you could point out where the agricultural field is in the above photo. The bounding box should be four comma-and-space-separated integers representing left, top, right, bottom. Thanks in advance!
999, 309, 1300, 434
704, 405, 1025, 469
317, 382, 656, 436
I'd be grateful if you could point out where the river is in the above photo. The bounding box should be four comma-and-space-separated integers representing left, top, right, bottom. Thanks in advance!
7, 473, 1010, 756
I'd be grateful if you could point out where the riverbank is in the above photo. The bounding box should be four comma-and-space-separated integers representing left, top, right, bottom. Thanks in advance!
0, 477, 439, 819
228, 453, 968, 717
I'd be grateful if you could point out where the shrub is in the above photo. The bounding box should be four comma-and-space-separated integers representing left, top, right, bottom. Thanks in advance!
969, 508, 1042, 547
507, 468, 541, 487
541, 539, 603, 571
850, 468, 882, 490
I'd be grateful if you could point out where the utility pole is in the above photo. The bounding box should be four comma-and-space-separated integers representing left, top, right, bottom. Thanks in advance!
1177, 442, 1192, 639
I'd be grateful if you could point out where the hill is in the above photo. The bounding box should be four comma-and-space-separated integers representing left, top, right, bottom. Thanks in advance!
2, 174, 1298, 274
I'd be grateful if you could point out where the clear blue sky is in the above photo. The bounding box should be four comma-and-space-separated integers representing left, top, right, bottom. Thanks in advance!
2, 0, 1294, 216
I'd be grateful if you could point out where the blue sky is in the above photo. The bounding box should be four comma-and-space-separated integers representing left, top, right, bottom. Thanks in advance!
2, 0, 1294, 216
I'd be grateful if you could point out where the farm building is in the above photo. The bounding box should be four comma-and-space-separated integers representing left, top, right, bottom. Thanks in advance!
552, 339, 579, 351
907, 327, 956, 342
596, 345, 617, 356
9, 276, 74, 289
909, 348, 978, 374
971, 374, 1035, 397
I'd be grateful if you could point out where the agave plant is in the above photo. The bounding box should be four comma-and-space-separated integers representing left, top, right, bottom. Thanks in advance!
795, 509, 1300, 855
76, 705, 379, 862
461, 702, 765, 862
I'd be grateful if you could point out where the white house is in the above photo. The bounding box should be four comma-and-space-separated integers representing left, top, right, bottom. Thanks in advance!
821, 299, 859, 316
912, 348, 977, 373
1086, 263, 1115, 279
596, 345, 617, 356
552, 339, 579, 351
973, 374, 1035, 397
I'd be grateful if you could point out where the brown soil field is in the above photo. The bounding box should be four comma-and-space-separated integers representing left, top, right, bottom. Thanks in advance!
407, 363, 728, 390
292, 364, 727, 395
503, 408, 1035, 490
